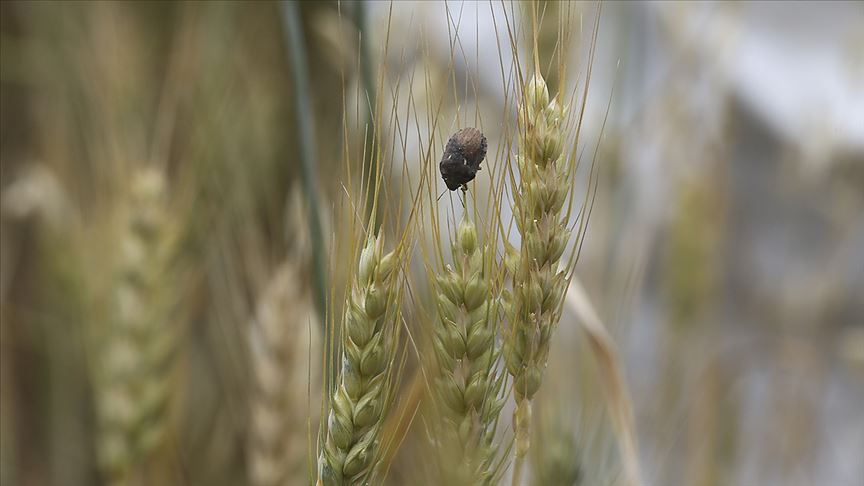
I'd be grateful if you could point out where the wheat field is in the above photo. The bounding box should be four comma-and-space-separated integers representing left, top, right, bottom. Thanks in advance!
1, 2, 863, 486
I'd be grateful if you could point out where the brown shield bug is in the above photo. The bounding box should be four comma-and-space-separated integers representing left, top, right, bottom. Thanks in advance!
439, 127, 487, 191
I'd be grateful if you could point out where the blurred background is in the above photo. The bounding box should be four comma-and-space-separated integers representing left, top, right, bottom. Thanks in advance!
1, 2, 862, 486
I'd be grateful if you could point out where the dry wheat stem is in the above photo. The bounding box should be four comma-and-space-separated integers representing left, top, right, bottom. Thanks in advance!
565, 277, 643, 486
318, 234, 400, 486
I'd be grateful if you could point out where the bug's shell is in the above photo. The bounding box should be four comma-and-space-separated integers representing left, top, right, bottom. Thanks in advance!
439, 127, 488, 191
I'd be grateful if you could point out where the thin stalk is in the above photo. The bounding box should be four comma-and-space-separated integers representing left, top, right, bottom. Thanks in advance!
352, 2, 380, 233
511, 452, 525, 486
511, 398, 530, 486
280, 1, 330, 372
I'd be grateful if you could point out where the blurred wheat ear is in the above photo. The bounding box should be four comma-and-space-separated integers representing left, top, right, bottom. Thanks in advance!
247, 258, 322, 486
530, 404, 582, 486
91, 167, 184, 486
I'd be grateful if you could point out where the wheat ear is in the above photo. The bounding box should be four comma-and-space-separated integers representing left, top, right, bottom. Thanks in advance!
318, 234, 399, 485
530, 406, 582, 486
94, 167, 178, 485
248, 260, 321, 486
503, 72, 570, 481
431, 217, 505, 484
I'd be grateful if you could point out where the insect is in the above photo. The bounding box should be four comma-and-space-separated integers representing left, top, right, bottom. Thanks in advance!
439, 127, 487, 192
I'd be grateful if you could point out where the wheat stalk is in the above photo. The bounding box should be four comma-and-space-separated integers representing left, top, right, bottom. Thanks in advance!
428, 217, 505, 484
503, 72, 570, 484
318, 234, 400, 485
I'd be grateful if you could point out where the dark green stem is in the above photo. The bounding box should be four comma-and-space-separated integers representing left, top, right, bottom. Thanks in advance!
280, 1, 329, 362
